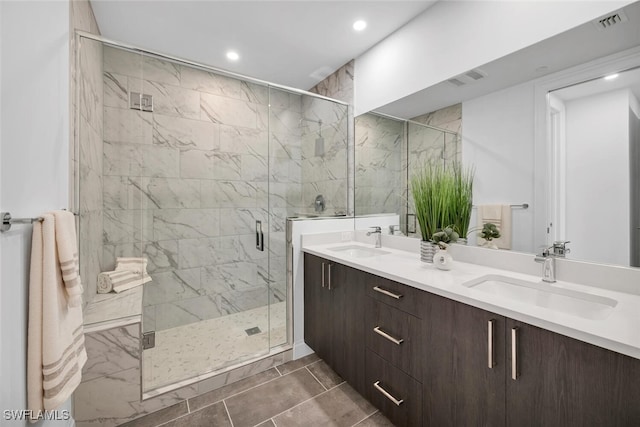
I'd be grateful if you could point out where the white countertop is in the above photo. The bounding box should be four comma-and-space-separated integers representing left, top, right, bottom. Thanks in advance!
302, 239, 640, 360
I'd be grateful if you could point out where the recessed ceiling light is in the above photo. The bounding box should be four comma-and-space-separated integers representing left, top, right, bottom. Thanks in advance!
226, 51, 240, 61
604, 73, 619, 81
353, 20, 367, 31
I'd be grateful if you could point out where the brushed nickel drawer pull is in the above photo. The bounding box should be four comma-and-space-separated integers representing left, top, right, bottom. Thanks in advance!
511, 327, 519, 380
373, 286, 403, 299
373, 381, 404, 406
327, 263, 332, 290
373, 326, 404, 345
488, 319, 495, 368
321, 262, 325, 288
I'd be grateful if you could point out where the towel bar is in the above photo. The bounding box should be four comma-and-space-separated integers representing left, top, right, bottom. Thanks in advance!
1, 211, 79, 232
472, 203, 529, 209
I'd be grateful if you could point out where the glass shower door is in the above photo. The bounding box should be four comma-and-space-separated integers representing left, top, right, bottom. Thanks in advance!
98, 42, 272, 392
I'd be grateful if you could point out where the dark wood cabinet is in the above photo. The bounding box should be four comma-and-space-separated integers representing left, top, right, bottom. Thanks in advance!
303, 253, 366, 394
303, 252, 640, 427
303, 253, 331, 362
423, 293, 506, 427
505, 319, 640, 427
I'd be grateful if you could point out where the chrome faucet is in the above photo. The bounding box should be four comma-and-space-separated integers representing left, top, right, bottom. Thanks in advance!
367, 226, 382, 248
551, 240, 571, 257
314, 194, 325, 213
534, 242, 569, 283
534, 248, 556, 283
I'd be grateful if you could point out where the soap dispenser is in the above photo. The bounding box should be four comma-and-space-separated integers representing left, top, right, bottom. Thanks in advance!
434, 242, 453, 271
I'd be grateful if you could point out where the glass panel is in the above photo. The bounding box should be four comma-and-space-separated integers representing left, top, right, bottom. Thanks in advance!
77, 36, 106, 319
267, 88, 349, 349
90, 42, 272, 392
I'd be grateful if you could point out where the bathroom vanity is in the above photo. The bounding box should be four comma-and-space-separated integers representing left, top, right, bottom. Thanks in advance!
302, 237, 640, 427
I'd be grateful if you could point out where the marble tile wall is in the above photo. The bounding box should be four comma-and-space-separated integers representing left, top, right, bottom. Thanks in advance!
308, 60, 353, 216
72, 0, 103, 307
354, 113, 404, 217
101, 47, 308, 336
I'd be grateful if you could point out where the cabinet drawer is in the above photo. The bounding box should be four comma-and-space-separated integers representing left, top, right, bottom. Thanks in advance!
366, 297, 421, 380
365, 350, 422, 427
366, 276, 424, 318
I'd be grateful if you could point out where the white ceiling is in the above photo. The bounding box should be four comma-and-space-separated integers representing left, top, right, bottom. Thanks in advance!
90, 0, 435, 90
377, 1, 640, 118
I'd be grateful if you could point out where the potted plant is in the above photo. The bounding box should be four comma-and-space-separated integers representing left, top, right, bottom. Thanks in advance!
478, 222, 501, 249
411, 162, 473, 262
451, 163, 474, 243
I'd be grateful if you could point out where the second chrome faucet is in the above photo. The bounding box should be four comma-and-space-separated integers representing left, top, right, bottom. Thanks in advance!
367, 226, 382, 248
534, 241, 570, 283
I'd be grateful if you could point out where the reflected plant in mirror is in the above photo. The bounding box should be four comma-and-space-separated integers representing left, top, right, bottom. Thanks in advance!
411, 161, 474, 261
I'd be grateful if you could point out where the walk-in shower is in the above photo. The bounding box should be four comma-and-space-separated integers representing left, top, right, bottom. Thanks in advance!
75, 34, 349, 393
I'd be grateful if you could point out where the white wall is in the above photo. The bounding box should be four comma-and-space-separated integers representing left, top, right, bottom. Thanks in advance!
462, 82, 536, 253
0, 1, 72, 425
354, 1, 631, 115
564, 89, 630, 265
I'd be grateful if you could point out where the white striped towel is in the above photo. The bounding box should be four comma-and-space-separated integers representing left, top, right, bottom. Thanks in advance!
97, 270, 152, 294
28, 213, 87, 419
115, 257, 148, 275
52, 210, 83, 307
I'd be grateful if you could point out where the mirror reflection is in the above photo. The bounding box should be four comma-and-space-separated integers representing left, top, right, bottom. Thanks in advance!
548, 66, 640, 267
354, 110, 460, 235
354, 1, 640, 268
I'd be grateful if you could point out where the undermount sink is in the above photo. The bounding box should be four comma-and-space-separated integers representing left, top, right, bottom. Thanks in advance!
328, 244, 391, 258
463, 274, 618, 320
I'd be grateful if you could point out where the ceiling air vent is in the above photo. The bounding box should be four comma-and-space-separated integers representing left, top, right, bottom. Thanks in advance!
594, 10, 628, 30
447, 78, 466, 87
446, 68, 488, 88
465, 69, 487, 81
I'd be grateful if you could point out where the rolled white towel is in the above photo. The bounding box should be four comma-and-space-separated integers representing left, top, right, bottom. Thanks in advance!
115, 257, 148, 275
97, 270, 152, 294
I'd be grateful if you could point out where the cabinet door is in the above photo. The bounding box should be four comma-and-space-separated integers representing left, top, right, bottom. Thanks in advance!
303, 254, 331, 361
331, 265, 366, 394
506, 319, 640, 427
424, 293, 506, 427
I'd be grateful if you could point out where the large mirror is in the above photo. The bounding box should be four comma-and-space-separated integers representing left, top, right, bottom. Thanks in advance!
354, 1, 640, 268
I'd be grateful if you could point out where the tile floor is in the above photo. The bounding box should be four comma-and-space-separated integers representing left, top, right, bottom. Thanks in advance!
124, 353, 395, 427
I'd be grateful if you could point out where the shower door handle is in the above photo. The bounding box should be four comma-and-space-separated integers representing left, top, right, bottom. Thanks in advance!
256, 220, 264, 251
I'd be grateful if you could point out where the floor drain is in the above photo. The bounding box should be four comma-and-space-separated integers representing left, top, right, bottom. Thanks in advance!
245, 327, 261, 336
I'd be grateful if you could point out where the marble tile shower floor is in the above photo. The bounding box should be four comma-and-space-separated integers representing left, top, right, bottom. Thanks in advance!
123, 354, 395, 427
143, 302, 288, 391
